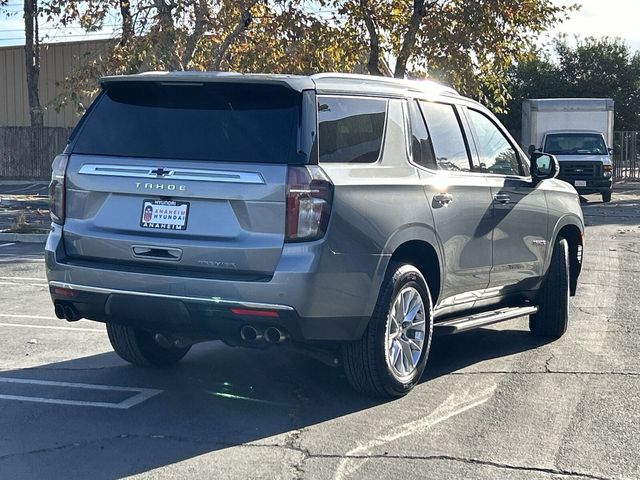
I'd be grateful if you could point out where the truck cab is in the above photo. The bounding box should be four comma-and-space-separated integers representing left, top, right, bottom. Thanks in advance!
541, 130, 613, 202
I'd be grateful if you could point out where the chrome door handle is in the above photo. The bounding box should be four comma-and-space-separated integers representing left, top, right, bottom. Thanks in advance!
433, 193, 454, 205
493, 193, 510, 204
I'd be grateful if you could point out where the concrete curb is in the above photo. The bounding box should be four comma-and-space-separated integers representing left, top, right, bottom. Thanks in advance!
0, 233, 48, 243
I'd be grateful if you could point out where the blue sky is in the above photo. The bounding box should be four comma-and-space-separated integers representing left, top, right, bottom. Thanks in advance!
1, 0, 639, 51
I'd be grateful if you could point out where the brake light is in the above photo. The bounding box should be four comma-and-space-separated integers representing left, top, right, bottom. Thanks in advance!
285, 166, 333, 242
49, 155, 68, 224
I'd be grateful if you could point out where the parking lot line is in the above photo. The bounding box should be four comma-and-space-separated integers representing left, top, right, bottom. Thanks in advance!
0, 313, 58, 320
0, 377, 162, 409
0, 243, 16, 248
0, 276, 46, 281
0, 321, 103, 332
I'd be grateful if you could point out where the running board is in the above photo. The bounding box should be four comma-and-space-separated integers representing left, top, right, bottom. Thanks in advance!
434, 306, 538, 335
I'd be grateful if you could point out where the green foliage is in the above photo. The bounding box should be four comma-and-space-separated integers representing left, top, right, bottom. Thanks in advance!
502, 37, 640, 132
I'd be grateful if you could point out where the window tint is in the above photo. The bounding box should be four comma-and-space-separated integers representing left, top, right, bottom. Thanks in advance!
468, 109, 521, 176
73, 83, 301, 163
318, 96, 386, 163
408, 100, 436, 169
419, 102, 471, 171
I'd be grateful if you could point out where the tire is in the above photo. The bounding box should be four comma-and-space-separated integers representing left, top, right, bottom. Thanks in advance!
602, 191, 612, 203
106, 323, 190, 367
529, 238, 570, 338
343, 263, 434, 398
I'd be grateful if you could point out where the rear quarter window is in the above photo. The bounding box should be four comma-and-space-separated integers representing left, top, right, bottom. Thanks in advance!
72, 82, 302, 163
318, 96, 387, 163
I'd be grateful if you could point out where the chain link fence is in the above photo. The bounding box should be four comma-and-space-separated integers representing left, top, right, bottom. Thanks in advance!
613, 131, 640, 181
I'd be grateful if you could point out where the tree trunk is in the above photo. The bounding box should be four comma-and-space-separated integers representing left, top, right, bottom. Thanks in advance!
360, 0, 382, 76
211, 1, 258, 71
24, 0, 43, 127
394, 0, 432, 79
119, 0, 133, 47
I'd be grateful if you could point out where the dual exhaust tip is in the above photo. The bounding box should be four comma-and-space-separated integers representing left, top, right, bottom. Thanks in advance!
240, 325, 288, 345
54, 302, 80, 322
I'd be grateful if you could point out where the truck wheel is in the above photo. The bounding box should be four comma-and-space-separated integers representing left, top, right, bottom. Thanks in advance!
530, 238, 569, 339
343, 263, 433, 397
106, 323, 190, 367
602, 191, 612, 203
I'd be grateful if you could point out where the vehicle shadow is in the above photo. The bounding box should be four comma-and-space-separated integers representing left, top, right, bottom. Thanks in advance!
0, 325, 550, 479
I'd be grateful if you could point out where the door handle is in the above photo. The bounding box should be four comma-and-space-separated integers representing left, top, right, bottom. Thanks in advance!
433, 193, 454, 206
493, 193, 510, 204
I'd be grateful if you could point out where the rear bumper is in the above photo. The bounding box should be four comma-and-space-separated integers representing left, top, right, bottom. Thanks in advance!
45, 225, 384, 342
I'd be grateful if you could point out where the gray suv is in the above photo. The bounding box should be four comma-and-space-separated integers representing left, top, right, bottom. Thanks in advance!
46, 72, 584, 398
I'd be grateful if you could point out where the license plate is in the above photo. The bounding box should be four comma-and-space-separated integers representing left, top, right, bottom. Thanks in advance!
574, 180, 587, 187
140, 200, 189, 230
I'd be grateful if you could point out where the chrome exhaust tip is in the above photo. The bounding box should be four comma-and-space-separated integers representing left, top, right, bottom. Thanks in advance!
264, 327, 288, 344
240, 325, 263, 343
54, 302, 66, 320
62, 304, 80, 322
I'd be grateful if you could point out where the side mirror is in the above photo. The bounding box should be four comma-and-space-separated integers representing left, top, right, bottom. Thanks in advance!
531, 152, 559, 184
608, 147, 614, 156
528, 144, 537, 158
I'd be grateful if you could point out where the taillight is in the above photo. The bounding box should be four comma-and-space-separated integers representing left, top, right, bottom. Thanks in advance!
285, 166, 333, 242
49, 155, 68, 224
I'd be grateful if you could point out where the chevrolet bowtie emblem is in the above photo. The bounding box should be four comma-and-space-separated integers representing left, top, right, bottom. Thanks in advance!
150, 168, 173, 177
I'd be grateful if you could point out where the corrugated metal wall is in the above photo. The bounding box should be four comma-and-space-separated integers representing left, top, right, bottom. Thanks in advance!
0, 39, 110, 127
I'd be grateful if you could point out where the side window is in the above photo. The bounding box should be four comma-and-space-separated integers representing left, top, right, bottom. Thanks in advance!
407, 100, 436, 169
419, 101, 471, 172
318, 96, 387, 163
468, 109, 522, 176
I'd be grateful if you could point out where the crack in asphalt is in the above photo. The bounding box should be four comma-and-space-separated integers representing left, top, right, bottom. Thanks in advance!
448, 370, 640, 377
1, 437, 616, 480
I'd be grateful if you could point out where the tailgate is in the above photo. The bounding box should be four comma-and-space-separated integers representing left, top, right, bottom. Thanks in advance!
60, 80, 310, 277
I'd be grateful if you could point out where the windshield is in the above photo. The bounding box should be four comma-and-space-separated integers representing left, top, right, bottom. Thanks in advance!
72, 82, 303, 163
543, 133, 607, 155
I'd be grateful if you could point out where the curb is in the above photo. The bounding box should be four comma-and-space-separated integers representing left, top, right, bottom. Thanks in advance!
0, 233, 48, 243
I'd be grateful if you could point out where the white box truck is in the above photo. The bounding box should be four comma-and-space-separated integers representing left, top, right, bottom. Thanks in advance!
522, 98, 614, 202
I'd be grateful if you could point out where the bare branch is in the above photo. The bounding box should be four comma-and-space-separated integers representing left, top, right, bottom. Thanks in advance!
182, 0, 210, 68
211, 0, 259, 71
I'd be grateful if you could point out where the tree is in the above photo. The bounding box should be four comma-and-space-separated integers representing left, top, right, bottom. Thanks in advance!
42, 0, 574, 114
24, 0, 43, 128
328, 0, 575, 109
502, 37, 640, 132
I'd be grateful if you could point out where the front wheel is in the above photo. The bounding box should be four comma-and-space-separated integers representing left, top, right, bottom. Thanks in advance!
107, 323, 190, 367
529, 238, 570, 339
343, 263, 434, 398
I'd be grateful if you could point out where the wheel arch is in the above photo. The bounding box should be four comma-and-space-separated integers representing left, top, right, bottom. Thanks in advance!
549, 218, 584, 296
379, 226, 443, 305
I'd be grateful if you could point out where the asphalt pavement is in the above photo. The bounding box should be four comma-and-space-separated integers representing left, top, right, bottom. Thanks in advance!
0, 190, 639, 480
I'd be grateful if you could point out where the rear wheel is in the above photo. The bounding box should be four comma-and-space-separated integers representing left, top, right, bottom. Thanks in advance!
602, 191, 612, 203
529, 238, 570, 338
106, 323, 190, 367
343, 263, 433, 397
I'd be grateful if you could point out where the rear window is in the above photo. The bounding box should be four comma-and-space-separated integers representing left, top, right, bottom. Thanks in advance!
72, 82, 302, 163
318, 96, 387, 163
